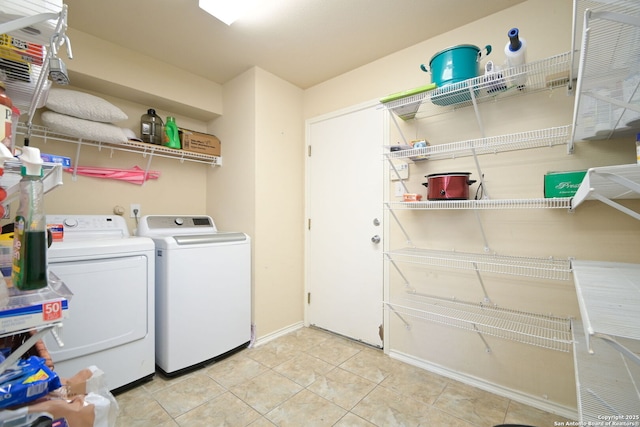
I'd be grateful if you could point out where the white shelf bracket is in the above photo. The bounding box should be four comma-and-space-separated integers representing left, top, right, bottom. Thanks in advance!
473, 323, 492, 353
384, 302, 411, 330
384, 253, 413, 292
0, 325, 61, 374
589, 332, 640, 367
385, 203, 413, 246
72, 139, 83, 181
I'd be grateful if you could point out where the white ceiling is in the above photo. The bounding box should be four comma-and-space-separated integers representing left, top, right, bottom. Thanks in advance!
63, 0, 523, 89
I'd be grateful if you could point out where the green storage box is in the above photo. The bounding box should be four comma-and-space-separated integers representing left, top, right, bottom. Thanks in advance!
544, 170, 587, 198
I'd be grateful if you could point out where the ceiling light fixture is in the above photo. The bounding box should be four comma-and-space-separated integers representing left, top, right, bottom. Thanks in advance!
198, 0, 256, 25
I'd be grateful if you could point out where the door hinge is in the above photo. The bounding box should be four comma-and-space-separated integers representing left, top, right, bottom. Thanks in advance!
308, 145, 311, 157
307, 292, 311, 304
308, 218, 311, 230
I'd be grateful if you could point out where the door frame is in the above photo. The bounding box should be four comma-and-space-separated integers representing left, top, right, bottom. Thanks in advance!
303, 99, 390, 348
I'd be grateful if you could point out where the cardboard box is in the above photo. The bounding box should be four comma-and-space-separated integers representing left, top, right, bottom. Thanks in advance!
544, 170, 587, 198
0, 34, 44, 66
180, 129, 221, 156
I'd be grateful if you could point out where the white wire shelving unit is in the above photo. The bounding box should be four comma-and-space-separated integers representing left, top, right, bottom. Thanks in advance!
570, 0, 640, 146
0, 273, 71, 374
0, 3, 74, 382
381, 52, 572, 121
385, 248, 573, 281
571, 259, 640, 423
384, 295, 573, 352
0, 158, 63, 208
572, 321, 640, 424
571, 163, 640, 220
572, 260, 640, 364
17, 123, 222, 181
0, 1, 70, 122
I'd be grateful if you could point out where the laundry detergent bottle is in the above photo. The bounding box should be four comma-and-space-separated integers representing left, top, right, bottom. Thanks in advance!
12, 146, 48, 291
164, 116, 181, 149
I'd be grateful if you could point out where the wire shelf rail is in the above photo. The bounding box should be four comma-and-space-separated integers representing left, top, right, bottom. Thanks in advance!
385, 198, 572, 210
385, 125, 572, 161
17, 123, 222, 166
384, 295, 573, 352
386, 248, 572, 281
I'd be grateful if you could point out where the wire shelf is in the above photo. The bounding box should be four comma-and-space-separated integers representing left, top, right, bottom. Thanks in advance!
0, 1, 68, 115
18, 123, 222, 166
572, 320, 640, 425
571, 1, 640, 142
384, 295, 573, 352
386, 125, 572, 161
386, 248, 572, 281
381, 52, 571, 120
572, 260, 640, 348
385, 198, 572, 210
0, 158, 62, 209
571, 163, 640, 220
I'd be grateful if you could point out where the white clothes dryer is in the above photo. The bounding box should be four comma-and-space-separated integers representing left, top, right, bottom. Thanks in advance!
44, 215, 155, 392
136, 215, 251, 376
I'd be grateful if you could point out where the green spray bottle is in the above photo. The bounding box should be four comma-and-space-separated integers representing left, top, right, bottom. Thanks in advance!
164, 116, 181, 149
12, 146, 48, 291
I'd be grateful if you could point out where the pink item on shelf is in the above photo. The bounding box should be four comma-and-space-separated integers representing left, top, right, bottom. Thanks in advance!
64, 165, 160, 185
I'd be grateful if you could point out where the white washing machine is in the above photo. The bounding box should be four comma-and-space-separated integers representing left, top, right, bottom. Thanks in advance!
44, 215, 155, 392
136, 215, 251, 376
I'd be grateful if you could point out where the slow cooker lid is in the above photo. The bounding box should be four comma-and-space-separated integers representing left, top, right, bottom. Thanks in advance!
426, 172, 471, 178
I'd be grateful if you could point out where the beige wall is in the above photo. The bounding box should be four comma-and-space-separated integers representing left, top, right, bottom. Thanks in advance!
302, 0, 639, 415
207, 67, 305, 337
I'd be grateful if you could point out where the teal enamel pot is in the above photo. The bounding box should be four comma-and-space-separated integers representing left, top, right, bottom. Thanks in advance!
421, 44, 492, 87
420, 44, 491, 105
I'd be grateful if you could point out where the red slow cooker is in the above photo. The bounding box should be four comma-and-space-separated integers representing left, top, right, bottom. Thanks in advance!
422, 172, 476, 200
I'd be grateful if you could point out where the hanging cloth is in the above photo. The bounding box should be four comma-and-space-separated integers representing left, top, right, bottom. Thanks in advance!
65, 165, 160, 185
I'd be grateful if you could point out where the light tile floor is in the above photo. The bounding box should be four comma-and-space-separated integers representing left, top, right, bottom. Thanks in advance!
114, 327, 565, 426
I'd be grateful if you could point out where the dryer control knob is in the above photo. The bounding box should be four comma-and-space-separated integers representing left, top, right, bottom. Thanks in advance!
174, 218, 184, 226
63, 218, 78, 228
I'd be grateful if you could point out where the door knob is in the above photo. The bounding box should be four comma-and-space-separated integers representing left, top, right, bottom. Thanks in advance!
371, 235, 381, 244
373, 218, 380, 226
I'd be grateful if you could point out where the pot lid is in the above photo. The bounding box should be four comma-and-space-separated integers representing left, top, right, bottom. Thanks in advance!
429, 44, 480, 66
425, 172, 471, 177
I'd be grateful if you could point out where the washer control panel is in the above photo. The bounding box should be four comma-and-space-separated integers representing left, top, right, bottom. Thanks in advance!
46, 215, 130, 239
136, 215, 217, 236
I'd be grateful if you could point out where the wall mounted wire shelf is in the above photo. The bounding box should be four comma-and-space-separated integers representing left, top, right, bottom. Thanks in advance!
385, 125, 572, 162
18, 123, 222, 166
385, 198, 572, 210
384, 295, 573, 352
385, 248, 573, 281
381, 52, 571, 120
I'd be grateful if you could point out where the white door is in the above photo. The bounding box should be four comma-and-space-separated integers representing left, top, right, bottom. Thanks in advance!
306, 100, 385, 347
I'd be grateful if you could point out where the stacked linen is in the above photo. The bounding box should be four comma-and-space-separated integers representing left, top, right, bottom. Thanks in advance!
41, 89, 129, 144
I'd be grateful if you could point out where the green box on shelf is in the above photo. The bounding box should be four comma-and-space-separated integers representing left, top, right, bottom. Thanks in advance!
544, 170, 587, 198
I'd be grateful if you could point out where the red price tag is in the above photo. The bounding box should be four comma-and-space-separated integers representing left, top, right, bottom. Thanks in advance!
42, 301, 63, 321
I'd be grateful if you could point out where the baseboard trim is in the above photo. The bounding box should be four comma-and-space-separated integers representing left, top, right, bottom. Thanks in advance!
388, 349, 578, 420
252, 321, 305, 347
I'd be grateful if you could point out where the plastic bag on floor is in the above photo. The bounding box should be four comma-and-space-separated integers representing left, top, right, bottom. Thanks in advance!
17, 365, 118, 427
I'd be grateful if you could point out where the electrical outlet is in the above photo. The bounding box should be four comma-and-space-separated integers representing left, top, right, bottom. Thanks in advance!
130, 204, 141, 218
